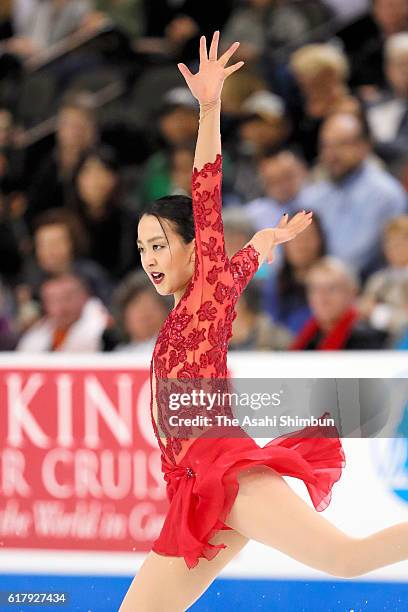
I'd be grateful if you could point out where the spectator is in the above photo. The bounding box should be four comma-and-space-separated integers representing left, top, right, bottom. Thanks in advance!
245, 149, 308, 231
0, 202, 23, 285
230, 279, 293, 351
289, 43, 361, 161
168, 145, 195, 196
323, 0, 368, 22
14, 284, 41, 333
230, 90, 290, 202
21, 208, 112, 305
0, 108, 22, 195
82, 0, 145, 41
263, 213, 327, 334
0, 280, 17, 350
222, 207, 267, 280
222, 207, 254, 253
336, 0, 408, 91
221, 0, 333, 64
17, 272, 111, 352
113, 271, 170, 352
5, 0, 93, 59
73, 145, 139, 280
357, 215, 408, 339
138, 88, 199, 206
221, 69, 267, 116
25, 92, 98, 226
290, 256, 388, 350
142, 0, 232, 63
0, 2, 12, 39
301, 112, 408, 277
366, 33, 408, 163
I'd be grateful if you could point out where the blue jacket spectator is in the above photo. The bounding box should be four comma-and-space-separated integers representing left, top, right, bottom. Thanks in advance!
300, 113, 408, 278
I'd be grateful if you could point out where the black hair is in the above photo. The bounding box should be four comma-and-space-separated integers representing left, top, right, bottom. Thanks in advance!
78, 144, 121, 174
138, 195, 195, 247
59, 90, 97, 125
239, 279, 262, 314
258, 144, 306, 166
277, 210, 327, 302
72, 145, 122, 214
33, 208, 89, 257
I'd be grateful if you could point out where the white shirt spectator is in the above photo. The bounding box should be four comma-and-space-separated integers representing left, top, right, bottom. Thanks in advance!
17, 297, 109, 352
13, 0, 92, 49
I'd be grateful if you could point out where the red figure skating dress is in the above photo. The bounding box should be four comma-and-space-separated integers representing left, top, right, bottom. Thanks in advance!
149, 154, 346, 569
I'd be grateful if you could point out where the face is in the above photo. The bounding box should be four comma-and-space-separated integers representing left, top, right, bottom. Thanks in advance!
35, 224, 73, 273
137, 214, 195, 297
159, 108, 198, 145
224, 229, 251, 259
0, 110, 12, 148
284, 221, 322, 267
57, 107, 95, 151
124, 291, 168, 342
295, 70, 338, 103
306, 269, 355, 325
259, 153, 306, 203
240, 117, 286, 152
383, 230, 408, 266
41, 277, 88, 328
77, 157, 118, 209
171, 149, 194, 194
319, 116, 368, 180
386, 52, 408, 97
374, 0, 408, 34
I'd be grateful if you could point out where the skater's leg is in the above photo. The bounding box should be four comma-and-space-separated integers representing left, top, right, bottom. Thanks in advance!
225, 466, 408, 578
118, 528, 248, 612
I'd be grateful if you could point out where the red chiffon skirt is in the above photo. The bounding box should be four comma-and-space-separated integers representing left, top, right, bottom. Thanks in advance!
152, 411, 346, 569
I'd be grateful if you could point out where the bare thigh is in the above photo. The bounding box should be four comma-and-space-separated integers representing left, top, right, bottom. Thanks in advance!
119, 528, 249, 612
224, 465, 354, 576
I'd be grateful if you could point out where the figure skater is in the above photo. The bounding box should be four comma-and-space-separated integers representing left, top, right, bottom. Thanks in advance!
119, 31, 408, 612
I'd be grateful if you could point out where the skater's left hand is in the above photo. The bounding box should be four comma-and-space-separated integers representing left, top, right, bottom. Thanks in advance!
265, 211, 313, 264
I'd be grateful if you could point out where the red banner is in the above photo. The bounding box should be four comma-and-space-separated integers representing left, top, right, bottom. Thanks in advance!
0, 367, 168, 552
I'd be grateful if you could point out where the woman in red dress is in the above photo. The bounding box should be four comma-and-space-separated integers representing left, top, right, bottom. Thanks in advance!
120, 32, 408, 611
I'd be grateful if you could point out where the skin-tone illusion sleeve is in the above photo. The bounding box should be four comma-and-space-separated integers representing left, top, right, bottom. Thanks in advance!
177, 31, 242, 170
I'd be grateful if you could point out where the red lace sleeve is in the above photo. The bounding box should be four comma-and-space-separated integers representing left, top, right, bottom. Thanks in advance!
191, 153, 228, 297
229, 243, 260, 298
190, 153, 259, 304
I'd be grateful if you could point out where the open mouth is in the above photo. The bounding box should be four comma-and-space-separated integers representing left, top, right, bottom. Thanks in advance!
151, 272, 165, 285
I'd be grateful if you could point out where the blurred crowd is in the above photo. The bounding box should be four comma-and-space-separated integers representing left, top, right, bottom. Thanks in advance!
1, 0, 408, 353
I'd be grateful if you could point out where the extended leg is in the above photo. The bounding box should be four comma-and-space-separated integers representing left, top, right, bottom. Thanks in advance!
225, 466, 408, 578
118, 528, 249, 612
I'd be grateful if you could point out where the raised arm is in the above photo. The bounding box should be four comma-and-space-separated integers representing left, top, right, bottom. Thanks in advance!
178, 32, 313, 295
177, 31, 242, 170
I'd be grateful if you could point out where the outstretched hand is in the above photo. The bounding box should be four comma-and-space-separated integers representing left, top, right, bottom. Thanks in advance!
177, 31, 244, 104
265, 211, 313, 264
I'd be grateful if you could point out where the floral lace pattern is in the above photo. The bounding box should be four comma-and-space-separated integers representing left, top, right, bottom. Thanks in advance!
150, 154, 260, 464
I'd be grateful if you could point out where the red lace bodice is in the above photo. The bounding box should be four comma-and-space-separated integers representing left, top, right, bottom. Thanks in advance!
150, 154, 260, 464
